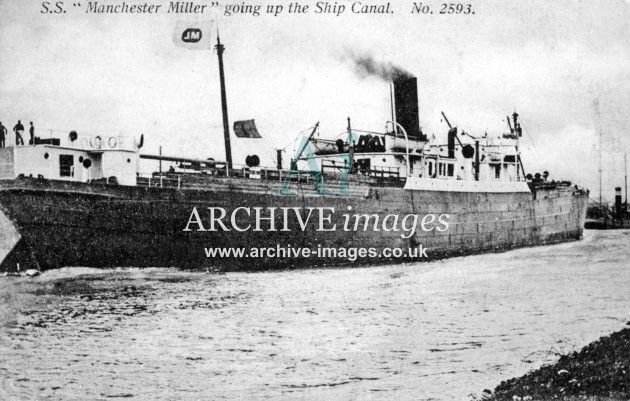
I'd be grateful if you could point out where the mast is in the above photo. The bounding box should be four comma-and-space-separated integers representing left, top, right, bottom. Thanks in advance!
389, 84, 395, 128
215, 33, 233, 170
625, 152, 628, 210
594, 98, 603, 206
347, 117, 355, 160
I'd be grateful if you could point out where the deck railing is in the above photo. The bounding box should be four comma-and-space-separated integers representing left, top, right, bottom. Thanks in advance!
5, 128, 137, 151
134, 166, 325, 189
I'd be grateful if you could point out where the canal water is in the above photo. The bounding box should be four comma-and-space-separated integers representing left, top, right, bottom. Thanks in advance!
1, 230, 629, 400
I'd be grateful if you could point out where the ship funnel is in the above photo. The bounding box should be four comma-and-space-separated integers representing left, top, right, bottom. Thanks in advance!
615, 187, 622, 217
393, 76, 426, 141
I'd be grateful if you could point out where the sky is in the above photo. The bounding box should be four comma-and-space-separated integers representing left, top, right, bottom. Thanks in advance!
1, 0, 629, 202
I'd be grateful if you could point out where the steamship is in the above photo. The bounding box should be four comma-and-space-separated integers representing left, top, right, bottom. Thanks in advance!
0, 39, 588, 272
584, 186, 630, 229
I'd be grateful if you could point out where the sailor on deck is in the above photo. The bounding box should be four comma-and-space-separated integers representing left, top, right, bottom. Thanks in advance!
0, 122, 6, 148
29, 122, 35, 145
13, 120, 24, 146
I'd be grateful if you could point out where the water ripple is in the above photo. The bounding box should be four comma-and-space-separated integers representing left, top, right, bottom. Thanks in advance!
0, 230, 629, 400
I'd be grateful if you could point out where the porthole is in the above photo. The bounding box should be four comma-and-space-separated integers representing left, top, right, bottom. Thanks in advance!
44, 153, 49, 159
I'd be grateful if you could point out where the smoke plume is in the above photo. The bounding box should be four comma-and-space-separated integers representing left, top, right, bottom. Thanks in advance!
341, 49, 413, 81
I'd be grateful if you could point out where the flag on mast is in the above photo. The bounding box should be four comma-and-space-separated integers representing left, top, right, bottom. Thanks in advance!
172, 21, 214, 50
233, 119, 262, 138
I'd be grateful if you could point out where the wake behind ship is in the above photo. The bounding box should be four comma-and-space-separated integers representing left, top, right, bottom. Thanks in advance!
0, 41, 588, 272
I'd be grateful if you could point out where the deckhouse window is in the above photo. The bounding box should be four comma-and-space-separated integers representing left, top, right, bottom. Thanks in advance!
447, 164, 454, 177
494, 164, 501, 179
60, 154, 74, 177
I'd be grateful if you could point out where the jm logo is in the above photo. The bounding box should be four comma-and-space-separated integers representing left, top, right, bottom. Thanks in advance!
278, 132, 358, 197
182, 29, 202, 43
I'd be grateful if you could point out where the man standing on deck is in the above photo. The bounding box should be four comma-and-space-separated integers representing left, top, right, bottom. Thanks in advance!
29, 122, 35, 145
13, 120, 24, 145
0, 122, 6, 148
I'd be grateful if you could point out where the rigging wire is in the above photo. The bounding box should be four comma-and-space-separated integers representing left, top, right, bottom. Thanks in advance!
517, 116, 543, 160
279, 123, 318, 152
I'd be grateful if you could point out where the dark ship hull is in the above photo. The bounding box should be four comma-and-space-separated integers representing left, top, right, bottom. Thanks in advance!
584, 218, 630, 230
0, 176, 588, 272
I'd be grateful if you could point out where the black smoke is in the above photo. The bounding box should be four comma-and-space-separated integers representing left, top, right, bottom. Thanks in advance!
342, 49, 413, 81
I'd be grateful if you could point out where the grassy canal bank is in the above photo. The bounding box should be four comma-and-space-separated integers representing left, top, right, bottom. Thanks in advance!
478, 325, 630, 401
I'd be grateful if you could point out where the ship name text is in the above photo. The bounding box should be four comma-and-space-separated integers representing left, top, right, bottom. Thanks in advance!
82, 1, 210, 14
